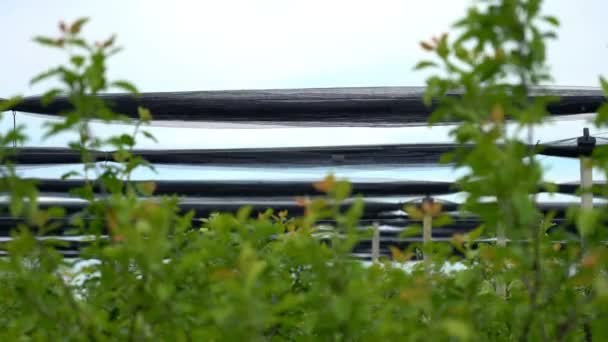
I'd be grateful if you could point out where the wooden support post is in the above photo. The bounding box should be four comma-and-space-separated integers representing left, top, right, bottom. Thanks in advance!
371, 222, 380, 263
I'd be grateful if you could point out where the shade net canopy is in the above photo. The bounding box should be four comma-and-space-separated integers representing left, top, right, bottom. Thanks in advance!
7, 86, 606, 126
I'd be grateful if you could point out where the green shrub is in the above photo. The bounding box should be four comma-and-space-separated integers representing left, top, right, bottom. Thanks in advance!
0, 1, 607, 340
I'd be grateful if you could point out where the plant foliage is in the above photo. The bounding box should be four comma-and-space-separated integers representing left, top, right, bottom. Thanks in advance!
0, 1, 607, 340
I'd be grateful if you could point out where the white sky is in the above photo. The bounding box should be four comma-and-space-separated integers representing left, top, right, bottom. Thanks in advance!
1, 0, 608, 184
1, 0, 607, 94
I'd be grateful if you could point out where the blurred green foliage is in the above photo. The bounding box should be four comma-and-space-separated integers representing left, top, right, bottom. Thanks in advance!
0, 1, 607, 340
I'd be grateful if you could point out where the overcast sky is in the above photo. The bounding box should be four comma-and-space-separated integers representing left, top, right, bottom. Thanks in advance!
1, 0, 607, 95
1, 0, 608, 184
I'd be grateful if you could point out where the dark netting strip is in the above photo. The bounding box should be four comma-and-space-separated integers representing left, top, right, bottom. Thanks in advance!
30, 179, 456, 196
9, 87, 605, 124
8, 178, 591, 197
3, 142, 603, 166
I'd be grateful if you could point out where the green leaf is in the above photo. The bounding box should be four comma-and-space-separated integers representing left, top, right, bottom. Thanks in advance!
433, 214, 454, 227
442, 319, 472, 341
541, 182, 558, 193
65, 38, 89, 50
332, 180, 352, 201
112, 80, 139, 95
577, 209, 599, 237
70, 17, 89, 34
102, 34, 116, 48
542, 15, 560, 27
137, 106, 152, 121
41, 88, 62, 106
135, 181, 156, 196
141, 130, 157, 143
344, 197, 364, 225
237, 206, 252, 222
33, 36, 62, 47
436, 36, 450, 59
60, 171, 81, 180
404, 205, 423, 220
0, 96, 22, 112
414, 61, 437, 70
596, 103, 608, 125
30, 67, 62, 85
70, 55, 85, 67
600, 76, 608, 95
466, 224, 484, 242
399, 225, 422, 238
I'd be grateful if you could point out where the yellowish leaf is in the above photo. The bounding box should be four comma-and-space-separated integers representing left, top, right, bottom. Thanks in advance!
404, 205, 424, 220
420, 41, 434, 51
138, 106, 152, 121
137, 181, 156, 196
313, 174, 336, 193
390, 246, 412, 263
421, 200, 442, 217
491, 104, 504, 123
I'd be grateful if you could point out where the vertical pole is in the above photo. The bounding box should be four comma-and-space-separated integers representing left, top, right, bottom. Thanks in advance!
495, 221, 507, 297
580, 156, 592, 253
577, 130, 596, 342
580, 157, 593, 211
578, 128, 596, 213
371, 222, 380, 263
423, 214, 432, 260
496, 223, 507, 247
577, 128, 596, 247
422, 197, 433, 270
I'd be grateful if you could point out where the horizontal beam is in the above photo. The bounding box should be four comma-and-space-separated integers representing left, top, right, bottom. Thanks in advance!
8, 87, 605, 125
